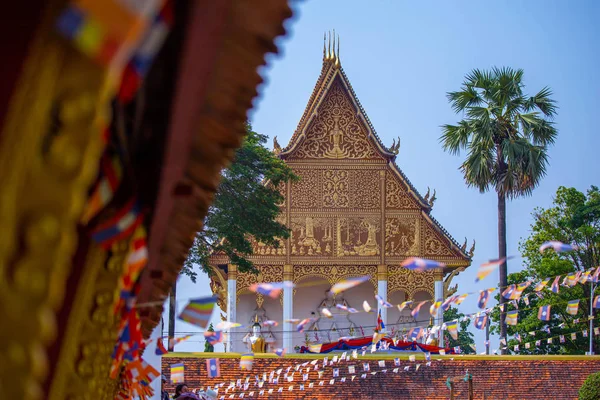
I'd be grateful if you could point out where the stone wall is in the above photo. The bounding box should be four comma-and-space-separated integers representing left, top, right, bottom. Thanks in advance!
162, 353, 600, 399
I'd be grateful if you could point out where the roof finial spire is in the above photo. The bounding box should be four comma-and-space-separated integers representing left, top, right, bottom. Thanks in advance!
323, 32, 326, 61
335, 33, 341, 67
327, 31, 332, 61
332, 29, 337, 62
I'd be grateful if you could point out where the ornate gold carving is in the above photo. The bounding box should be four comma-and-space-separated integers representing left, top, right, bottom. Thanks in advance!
290, 79, 382, 160
49, 241, 125, 400
0, 8, 109, 398
385, 216, 420, 256
388, 266, 435, 299
256, 293, 264, 309
293, 265, 377, 288
336, 217, 380, 256
385, 173, 420, 209
290, 169, 321, 209
422, 220, 454, 257
209, 265, 228, 312
323, 169, 349, 207
444, 267, 465, 298
350, 170, 380, 209
290, 216, 334, 256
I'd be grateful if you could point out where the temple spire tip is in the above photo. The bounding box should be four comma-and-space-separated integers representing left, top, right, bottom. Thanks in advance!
323, 30, 341, 67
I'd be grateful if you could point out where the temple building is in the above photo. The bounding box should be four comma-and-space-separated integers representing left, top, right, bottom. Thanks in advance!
209, 35, 473, 353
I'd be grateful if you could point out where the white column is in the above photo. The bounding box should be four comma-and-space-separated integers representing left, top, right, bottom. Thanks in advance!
227, 265, 237, 353
377, 265, 388, 330
434, 273, 444, 347
283, 265, 294, 352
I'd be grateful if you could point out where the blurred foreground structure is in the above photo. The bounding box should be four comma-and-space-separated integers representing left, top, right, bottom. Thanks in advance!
0, 1, 292, 399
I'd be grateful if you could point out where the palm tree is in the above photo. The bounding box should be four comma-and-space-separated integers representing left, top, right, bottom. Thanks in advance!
440, 67, 557, 349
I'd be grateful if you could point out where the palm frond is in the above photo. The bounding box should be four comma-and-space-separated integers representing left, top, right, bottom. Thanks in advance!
440, 121, 472, 155
460, 142, 495, 193
524, 115, 558, 146
525, 86, 558, 117
447, 86, 484, 113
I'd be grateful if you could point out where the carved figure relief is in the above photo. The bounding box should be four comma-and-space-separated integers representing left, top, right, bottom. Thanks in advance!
350, 170, 380, 209
291, 216, 334, 256
385, 173, 420, 210
290, 169, 321, 209
422, 219, 455, 257
323, 170, 349, 207
290, 79, 382, 159
385, 217, 419, 256
336, 217, 380, 256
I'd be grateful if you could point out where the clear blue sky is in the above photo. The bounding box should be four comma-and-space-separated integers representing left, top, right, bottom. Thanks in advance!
154, 0, 600, 358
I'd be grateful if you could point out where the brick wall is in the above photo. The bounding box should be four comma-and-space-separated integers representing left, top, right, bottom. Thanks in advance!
162, 353, 600, 399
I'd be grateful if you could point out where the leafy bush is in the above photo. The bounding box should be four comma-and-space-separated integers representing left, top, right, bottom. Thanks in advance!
579, 372, 600, 400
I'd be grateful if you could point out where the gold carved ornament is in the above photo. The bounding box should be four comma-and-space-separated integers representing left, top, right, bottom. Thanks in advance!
292, 265, 378, 294
385, 173, 420, 209
387, 266, 435, 300
290, 169, 321, 209
49, 240, 129, 400
0, 5, 110, 399
385, 216, 420, 257
421, 219, 455, 257
289, 79, 382, 160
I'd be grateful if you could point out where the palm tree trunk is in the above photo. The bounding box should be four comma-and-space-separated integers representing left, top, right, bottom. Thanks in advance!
498, 192, 508, 354
168, 282, 177, 351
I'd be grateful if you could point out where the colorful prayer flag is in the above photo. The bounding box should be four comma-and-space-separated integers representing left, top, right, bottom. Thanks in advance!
454, 294, 469, 305
329, 276, 370, 295
177, 295, 217, 329
91, 198, 144, 249
171, 363, 184, 383
401, 257, 445, 272
275, 348, 286, 357
446, 320, 458, 340
376, 309, 385, 331
538, 305, 551, 321
363, 300, 372, 313
567, 299, 580, 315
474, 313, 488, 330
475, 257, 512, 282
551, 276, 561, 294
155, 338, 168, 355
506, 310, 518, 325
430, 300, 442, 317
375, 294, 393, 308
539, 241, 578, 253
397, 301, 413, 312
207, 358, 220, 378
411, 301, 428, 318
249, 282, 293, 299
594, 295, 600, 309
502, 285, 516, 300
534, 278, 550, 292
240, 354, 254, 371
81, 152, 123, 223
204, 330, 224, 345
478, 289, 494, 309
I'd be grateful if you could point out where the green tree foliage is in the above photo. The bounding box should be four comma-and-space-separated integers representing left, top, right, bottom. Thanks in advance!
183, 123, 297, 281
204, 323, 215, 352
443, 307, 476, 354
579, 372, 600, 400
490, 186, 600, 354
441, 67, 558, 343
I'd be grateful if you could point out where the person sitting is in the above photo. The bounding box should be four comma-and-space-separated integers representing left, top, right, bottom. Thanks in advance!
173, 383, 200, 399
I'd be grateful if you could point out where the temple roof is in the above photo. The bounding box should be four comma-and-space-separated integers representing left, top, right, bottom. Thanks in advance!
277, 33, 470, 262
